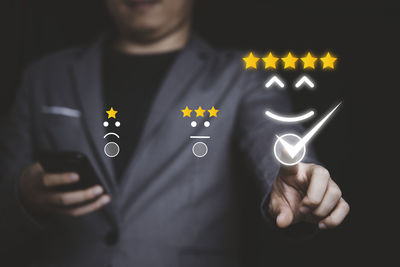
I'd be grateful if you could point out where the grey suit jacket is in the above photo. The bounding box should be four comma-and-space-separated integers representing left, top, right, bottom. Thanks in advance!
0, 35, 312, 266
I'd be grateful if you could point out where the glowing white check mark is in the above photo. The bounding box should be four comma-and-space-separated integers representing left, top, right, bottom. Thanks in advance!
276, 103, 341, 159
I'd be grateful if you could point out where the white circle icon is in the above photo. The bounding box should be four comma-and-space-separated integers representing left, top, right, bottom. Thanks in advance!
104, 142, 120, 158
273, 133, 306, 166
192, 142, 208, 158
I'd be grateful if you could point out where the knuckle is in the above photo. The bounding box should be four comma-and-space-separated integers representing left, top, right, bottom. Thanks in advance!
309, 163, 318, 169
307, 197, 320, 206
331, 186, 342, 199
297, 174, 308, 184
314, 165, 329, 177
319, 167, 330, 178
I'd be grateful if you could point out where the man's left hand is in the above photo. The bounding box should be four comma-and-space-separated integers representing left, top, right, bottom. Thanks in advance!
268, 163, 350, 229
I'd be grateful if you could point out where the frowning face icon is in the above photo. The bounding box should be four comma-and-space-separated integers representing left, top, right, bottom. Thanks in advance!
103, 107, 120, 158
181, 106, 219, 158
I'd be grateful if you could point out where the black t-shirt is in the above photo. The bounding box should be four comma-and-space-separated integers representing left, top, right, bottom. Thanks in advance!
102, 44, 179, 180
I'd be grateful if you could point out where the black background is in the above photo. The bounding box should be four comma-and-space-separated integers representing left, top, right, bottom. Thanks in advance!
1, 0, 397, 265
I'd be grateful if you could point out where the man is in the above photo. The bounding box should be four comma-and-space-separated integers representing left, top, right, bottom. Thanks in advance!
0, 0, 349, 266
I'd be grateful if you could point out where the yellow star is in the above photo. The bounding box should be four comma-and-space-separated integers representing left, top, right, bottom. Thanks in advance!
194, 106, 206, 117
208, 106, 219, 117
262, 52, 279, 69
242, 52, 259, 69
301, 52, 318, 69
281, 52, 298, 69
181, 106, 192, 117
106, 107, 118, 119
320, 52, 337, 69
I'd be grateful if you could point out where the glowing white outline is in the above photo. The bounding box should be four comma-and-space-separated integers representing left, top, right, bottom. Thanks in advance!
265, 110, 315, 122
104, 142, 120, 158
274, 133, 306, 166
104, 132, 120, 139
295, 75, 315, 88
265, 75, 285, 88
274, 103, 341, 160
190, 136, 210, 139
192, 142, 208, 158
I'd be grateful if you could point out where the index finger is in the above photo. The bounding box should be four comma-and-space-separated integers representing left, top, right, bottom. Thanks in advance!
279, 163, 299, 177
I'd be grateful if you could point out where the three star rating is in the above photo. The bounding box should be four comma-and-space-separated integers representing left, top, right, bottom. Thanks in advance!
243, 52, 337, 70
181, 106, 219, 118
181, 106, 220, 158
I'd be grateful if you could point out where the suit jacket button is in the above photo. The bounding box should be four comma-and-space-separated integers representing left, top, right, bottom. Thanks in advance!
105, 230, 119, 246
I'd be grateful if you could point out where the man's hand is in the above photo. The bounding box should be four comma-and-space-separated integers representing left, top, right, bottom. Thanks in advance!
268, 163, 349, 229
19, 163, 111, 217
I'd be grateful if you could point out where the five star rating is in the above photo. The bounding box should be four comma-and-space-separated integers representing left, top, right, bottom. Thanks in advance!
243, 52, 337, 70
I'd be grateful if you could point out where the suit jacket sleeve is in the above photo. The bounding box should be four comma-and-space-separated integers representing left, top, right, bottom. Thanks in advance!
0, 67, 44, 251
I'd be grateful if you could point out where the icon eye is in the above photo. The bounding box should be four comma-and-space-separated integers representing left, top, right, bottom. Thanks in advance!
103, 121, 109, 127
191, 121, 197, 127
115, 121, 121, 127
204, 121, 210, 127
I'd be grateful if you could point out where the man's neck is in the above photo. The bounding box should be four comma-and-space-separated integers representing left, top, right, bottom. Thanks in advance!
113, 26, 190, 55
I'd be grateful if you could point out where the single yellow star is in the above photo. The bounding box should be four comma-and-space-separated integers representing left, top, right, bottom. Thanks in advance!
262, 52, 279, 69
181, 106, 192, 117
320, 52, 337, 69
208, 106, 219, 117
194, 106, 206, 117
281, 52, 298, 69
242, 52, 259, 69
301, 52, 318, 69
106, 107, 118, 119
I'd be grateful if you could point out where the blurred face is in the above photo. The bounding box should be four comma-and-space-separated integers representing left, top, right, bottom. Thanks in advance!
107, 0, 193, 42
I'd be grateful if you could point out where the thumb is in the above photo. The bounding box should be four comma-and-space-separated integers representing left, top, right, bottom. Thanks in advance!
275, 203, 294, 228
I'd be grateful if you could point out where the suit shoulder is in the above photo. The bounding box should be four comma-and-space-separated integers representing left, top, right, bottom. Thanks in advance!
206, 48, 268, 87
23, 46, 84, 77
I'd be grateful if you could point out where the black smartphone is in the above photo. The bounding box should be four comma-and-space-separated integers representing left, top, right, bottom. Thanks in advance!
37, 150, 106, 193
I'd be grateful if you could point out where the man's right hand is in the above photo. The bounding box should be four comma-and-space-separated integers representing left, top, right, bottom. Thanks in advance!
18, 163, 111, 217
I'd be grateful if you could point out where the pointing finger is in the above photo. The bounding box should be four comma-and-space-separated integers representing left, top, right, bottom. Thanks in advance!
279, 163, 299, 177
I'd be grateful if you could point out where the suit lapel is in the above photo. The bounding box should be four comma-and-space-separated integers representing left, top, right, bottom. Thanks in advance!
70, 38, 117, 195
